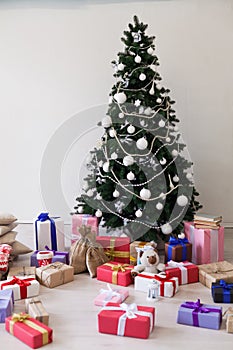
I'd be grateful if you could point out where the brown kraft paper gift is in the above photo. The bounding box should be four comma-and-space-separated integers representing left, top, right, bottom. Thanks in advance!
198, 260, 233, 288
25, 297, 49, 325
36, 261, 74, 288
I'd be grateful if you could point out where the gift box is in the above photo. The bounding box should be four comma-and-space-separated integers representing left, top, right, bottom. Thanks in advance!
225, 308, 233, 333
34, 213, 65, 251
71, 214, 98, 244
97, 261, 134, 287
0, 289, 14, 323
184, 222, 224, 264
177, 299, 222, 330
165, 260, 199, 285
7, 266, 36, 279
36, 261, 74, 288
30, 249, 69, 268
98, 302, 155, 339
198, 261, 233, 289
94, 284, 129, 306
211, 280, 233, 303
164, 236, 192, 263
0, 277, 40, 300
96, 236, 130, 264
134, 272, 178, 297
25, 297, 49, 325
5, 313, 53, 348
130, 241, 153, 265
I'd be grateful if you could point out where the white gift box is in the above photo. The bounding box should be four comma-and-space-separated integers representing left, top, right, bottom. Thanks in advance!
0, 276, 40, 300
134, 272, 179, 298
34, 215, 65, 251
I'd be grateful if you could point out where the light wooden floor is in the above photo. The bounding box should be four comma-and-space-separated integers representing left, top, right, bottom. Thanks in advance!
0, 224, 233, 350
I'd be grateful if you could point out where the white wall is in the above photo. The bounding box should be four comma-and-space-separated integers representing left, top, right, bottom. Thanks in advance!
0, 0, 232, 225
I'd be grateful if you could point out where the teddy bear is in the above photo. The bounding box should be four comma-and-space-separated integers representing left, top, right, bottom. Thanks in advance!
131, 241, 165, 277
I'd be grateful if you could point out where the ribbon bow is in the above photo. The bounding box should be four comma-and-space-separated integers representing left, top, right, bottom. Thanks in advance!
104, 262, 132, 284
119, 303, 138, 319
169, 236, 189, 246
100, 284, 121, 302
218, 280, 233, 290
12, 313, 30, 322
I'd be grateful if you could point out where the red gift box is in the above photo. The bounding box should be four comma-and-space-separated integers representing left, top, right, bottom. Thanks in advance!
165, 260, 199, 285
5, 313, 53, 348
97, 261, 134, 286
96, 236, 130, 264
98, 302, 155, 339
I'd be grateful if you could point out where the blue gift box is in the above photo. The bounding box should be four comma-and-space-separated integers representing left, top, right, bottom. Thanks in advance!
30, 249, 69, 267
177, 299, 222, 330
212, 279, 233, 303
0, 289, 14, 323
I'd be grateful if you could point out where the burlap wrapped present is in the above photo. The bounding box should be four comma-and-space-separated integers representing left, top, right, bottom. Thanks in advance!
36, 261, 74, 288
198, 261, 233, 288
225, 307, 233, 333
86, 243, 109, 278
25, 297, 49, 325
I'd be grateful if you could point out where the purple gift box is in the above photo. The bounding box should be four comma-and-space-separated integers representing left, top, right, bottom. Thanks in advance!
30, 248, 69, 267
177, 299, 222, 330
0, 289, 14, 323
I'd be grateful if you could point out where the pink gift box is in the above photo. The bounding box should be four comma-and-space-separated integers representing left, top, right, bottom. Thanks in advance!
94, 284, 129, 306
71, 214, 98, 244
184, 222, 224, 265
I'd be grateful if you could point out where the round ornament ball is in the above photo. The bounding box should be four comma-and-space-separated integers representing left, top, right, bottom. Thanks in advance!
103, 162, 110, 172
161, 223, 172, 235
172, 149, 178, 157
114, 92, 127, 104
157, 98, 162, 103
77, 206, 83, 214
82, 182, 88, 190
119, 112, 124, 119
113, 190, 120, 198
149, 86, 155, 95
166, 137, 171, 143
109, 129, 116, 137
145, 107, 152, 115
156, 83, 162, 90
173, 175, 179, 182
147, 47, 154, 55
111, 152, 118, 160
127, 125, 135, 134
139, 73, 146, 81
136, 137, 148, 150
102, 115, 112, 128
160, 157, 167, 165
96, 193, 102, 200
134, 55, 141, 63
123, 155, 134, 166
178, 233, 185, 239
177, 195, 188, 207
174, 126, 179, 132
156, 202, 163, 210
98, 160, 103, 167
135, 209, 143, 218
118, 63, 125, 71
158, 119, 165, 128
140, 188, 151, 200
127, 171, 135, 181
186, 173, 193, 180
95, 209, 102, 217
87, 189, 94, 197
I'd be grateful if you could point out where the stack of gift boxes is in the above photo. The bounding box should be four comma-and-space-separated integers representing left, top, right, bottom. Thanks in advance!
1, 212, 233, 347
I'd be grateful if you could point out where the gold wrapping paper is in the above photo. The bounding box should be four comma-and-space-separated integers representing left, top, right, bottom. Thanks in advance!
8, 266, 36, 278
36, 262, 74, 288
25, 297, 49, 325
198, 261, 233, 288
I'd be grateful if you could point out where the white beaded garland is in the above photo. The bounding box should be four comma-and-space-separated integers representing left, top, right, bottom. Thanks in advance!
161, 223, 172, 235
140, 188, 151, 200
102, 115, 112, 128
95, 209, 102, 217
139, 73, 146, 81
123, 155, 134, 166
134, 55, 141, 63
127, 171, 135, 181
136, 137, 148, 150
127, 125, 135, 134
135, 209, 143, 218
177, 195, 188, 207
159, 192, 166, 200
114, 92, 127, 104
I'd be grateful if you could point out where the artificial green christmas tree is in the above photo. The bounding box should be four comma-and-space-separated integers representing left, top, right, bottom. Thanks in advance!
74, 15, 202, 242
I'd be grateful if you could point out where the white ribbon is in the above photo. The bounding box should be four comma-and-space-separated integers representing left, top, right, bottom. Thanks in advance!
99, 284, 121, 303
166, 260, 192, 284
102, 303, 153, 336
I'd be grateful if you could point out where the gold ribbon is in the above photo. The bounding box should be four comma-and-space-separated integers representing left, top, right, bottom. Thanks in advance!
105, 238, 130, 261
9, 313, 49, 345
104, 263, 132, 284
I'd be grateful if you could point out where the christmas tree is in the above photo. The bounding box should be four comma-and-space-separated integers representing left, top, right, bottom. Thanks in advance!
74, 15, 202, 242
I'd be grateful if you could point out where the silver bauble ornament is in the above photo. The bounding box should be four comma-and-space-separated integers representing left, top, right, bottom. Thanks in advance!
119, 112, 124, 119
135, 209, 143, 218
147, 47, 154, 55
156, 202, 163, 210
109, 128, 116, 137
136, 137, 148, 150
114, 92, 127, 104
140, 188, 151, 200
177, 195, 188, 207
111, 152, 118, 160
87, 189, 94, 197
96, 193, 102, 200
127, 125, 135, 134
134, 55, 141, 63
123, 155, 134, 166
173, 175, 179, 183
95, 209, 102, 217
158, 119, 165, 128
160, 157, 167, 165
171, 149, 178, 157
186, 173, 193, 180
103, 162, 110, 172
77, 206, 83, 214
127, 171, 135, 181
139, 73, 146, 81
113, 190, 120, 198
117, 63, 125, 71
161, 223, 172, 235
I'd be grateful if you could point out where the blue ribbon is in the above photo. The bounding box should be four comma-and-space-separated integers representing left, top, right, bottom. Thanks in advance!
35, 213, 58, 251
167, 236, 189, 261
212, 280, 233, 303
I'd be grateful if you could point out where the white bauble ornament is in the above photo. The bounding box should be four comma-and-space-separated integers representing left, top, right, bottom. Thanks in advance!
157, 98, 162, 103
178, 233, 185, 239
136, 137, 148, 150
147, 47, 154, 55
103, 162, 110, 172
173, 175, 179, 182
186, 173, 193, 180
149, 85, 155, 95
135, 209, 143, 218
111, 152, 118, 160
139, 73, 146, 81
145, 107, 152, 115
134, 55, 141, 63
140, 188, 151, 200
174, 126, 179, 132
156, 202, 163, 210
140, 120, 146, 127
95, 209, 102, 217
119, 112, 124, 119
166, 137, 171, 143
127, 171, 135, 181
118, 63, 125, 71
171, 149, 178, 157
139, 106, 144, 114
109, 128, 116, 138
123, 155, 134, 166
77, 206, 83, 213
102, 115, 112, 128
177, 195, 188, 207
96, 193, 102, 200
113, 190, 120, 198
127, 125, 135, 134
98, 160, 103, 167
114, 92, 127, 104
160, 157, 167, 165
158, 119, 165, 128
82, 182, 88, 190
161, 223, 172, 235
156, 83, 162, 90
87, 189, 94, 197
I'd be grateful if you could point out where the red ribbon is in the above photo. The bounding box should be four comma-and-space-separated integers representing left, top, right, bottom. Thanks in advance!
137, 273, 176, 296
0, 276, 35, 299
